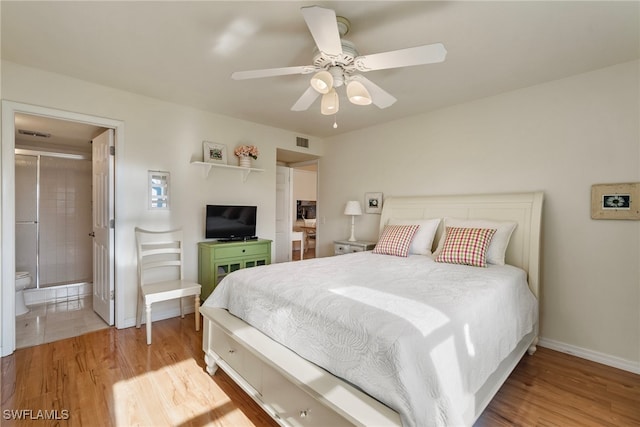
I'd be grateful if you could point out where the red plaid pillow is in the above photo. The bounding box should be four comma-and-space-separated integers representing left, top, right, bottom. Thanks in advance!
435, 227, 497, 267
373, 224, 420, 257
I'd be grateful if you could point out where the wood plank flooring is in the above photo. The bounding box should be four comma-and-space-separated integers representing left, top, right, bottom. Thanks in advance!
2, 314, 639, 426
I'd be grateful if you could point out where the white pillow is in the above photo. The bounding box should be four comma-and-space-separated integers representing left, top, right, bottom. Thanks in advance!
434, 218, 517, 265
387, 218, 441, 255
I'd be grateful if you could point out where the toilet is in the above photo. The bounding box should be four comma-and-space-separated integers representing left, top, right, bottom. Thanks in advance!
15, 271, 32, 316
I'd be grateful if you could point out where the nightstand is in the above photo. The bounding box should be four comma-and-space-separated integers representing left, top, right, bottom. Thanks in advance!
334, 240, 377, 255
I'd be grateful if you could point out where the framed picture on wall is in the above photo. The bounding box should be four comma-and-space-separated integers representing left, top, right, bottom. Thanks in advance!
203, 141, 227, 164
148, 170, 170, 210
591, 183, 640, 220
365, 192, 383, 214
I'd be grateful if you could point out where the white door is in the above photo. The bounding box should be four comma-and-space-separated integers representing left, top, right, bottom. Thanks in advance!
275, 166, 292, 263
92, 129, 115, 325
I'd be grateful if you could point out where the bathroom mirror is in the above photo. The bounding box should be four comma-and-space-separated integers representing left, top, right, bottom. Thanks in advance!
148, 170, 170, 210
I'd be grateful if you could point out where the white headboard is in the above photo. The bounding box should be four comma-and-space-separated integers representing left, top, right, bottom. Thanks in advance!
379, 192, 544, 298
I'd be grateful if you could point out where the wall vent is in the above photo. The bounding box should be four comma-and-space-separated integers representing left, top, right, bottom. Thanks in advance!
18, 129, 51, 138
296, 136, 309, 148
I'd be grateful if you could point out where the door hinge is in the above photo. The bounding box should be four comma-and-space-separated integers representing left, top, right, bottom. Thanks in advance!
110, 146, 115, 156
110, 290, 115, 300
109, 219, 115, 229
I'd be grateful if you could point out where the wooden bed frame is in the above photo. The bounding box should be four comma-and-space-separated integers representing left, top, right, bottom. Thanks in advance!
200, 191, 544, 426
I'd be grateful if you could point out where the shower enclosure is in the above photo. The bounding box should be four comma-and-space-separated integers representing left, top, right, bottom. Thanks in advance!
15, 151, 93, 290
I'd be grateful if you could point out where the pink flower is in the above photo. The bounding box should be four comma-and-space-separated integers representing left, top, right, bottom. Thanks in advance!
234, 145, 259, 159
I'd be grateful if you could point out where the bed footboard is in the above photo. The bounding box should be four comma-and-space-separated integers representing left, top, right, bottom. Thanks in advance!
201, 306, 402, 427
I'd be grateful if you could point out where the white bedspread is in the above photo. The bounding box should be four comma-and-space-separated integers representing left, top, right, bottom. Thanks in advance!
203, 252, 537, 427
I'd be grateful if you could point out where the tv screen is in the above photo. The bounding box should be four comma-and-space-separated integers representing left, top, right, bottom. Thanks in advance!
206, 205, 257, 241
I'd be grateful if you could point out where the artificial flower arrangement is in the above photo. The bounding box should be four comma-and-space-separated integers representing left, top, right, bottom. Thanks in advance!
234, 145, 259, 159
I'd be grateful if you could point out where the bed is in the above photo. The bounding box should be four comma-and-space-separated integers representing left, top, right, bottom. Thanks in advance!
200, 192, 544, 427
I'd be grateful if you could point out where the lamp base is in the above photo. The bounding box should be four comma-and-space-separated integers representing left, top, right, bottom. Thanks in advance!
348, 216, 356, 241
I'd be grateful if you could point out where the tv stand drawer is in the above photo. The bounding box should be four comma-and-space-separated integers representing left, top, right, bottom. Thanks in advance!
215, 243, 270, 259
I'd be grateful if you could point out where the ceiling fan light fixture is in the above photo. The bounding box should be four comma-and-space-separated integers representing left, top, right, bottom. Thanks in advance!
310, 70, 333, 94
347, 80, 372, 105
321, 89, 339, 115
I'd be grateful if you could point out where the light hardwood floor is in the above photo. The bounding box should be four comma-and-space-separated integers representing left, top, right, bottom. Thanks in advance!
2, 314, 639, 426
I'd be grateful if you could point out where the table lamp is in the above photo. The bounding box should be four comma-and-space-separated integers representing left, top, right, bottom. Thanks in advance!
344, 200, 363, 242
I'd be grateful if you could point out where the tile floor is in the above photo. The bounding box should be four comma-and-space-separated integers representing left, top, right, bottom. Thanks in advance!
15, 296, 110, 349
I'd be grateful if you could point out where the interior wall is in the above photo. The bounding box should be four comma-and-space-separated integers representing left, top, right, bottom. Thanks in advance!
318, 60, 640, 371
292, 168, 317, 202
1, 60, 324, 330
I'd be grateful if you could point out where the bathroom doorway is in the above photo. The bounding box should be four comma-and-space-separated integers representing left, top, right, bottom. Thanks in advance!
14, 114, 110, 348
1, 101, 121, 356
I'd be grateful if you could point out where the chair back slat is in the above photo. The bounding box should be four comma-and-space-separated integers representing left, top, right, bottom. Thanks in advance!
135, 227, 186, 285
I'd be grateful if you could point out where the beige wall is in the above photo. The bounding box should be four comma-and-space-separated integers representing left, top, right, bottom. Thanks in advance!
318, 60, 640, 370
293, 169, 317, 202
1, 60, 323, 331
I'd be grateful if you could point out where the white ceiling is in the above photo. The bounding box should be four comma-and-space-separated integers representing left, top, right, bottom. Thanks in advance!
2, 1, 639, 139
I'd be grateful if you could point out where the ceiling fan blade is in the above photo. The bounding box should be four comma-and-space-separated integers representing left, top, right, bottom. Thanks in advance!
301, 6, 343, 56
232, 65, 317, 80
291, 86, 321, 111
354, 43, 447, 72
350, 75, 397, 109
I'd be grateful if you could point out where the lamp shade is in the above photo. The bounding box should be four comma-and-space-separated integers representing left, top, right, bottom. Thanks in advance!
347, 80, 372, 106
321, 89, 340, 115
344, 200, 363, 216
310, 71, 333, 94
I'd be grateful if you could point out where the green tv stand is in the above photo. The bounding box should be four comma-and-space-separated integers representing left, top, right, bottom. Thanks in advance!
198, 239, 272, 301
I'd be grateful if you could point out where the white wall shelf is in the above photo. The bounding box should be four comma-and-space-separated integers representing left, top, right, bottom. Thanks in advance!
191, 161, 264, 182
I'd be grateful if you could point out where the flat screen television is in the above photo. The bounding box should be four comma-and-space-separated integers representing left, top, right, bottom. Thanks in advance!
205, 205, 257, 241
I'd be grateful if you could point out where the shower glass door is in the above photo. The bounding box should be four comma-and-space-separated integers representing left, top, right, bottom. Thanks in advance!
15, 152, 93, 289
15, 154, 39, 286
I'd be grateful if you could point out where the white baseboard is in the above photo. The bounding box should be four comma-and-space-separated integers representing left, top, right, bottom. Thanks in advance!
538, 337, 640, 374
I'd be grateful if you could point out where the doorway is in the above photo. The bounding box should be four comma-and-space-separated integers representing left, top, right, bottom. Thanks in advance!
291, 163, 318, 260
274, 148, 319, 263
1, 101, 121, 357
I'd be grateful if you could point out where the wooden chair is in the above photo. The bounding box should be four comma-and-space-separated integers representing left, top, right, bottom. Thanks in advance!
135, 227, 201, 344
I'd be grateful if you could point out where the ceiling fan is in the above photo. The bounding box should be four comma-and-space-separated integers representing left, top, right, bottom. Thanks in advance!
231, 5, 447, 121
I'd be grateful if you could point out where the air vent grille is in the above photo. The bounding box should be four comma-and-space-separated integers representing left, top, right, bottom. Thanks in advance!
296, 137, 309, 148
18, 129, 51, 138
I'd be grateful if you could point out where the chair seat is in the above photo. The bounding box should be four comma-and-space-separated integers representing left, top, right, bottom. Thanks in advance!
141, 280, 201, 304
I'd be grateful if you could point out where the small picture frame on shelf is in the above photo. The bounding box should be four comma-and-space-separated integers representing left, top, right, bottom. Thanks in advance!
203, 141, 227, 164
365, 192, 383, 214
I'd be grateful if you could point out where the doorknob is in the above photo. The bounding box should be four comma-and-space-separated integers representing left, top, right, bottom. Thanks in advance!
89, 232, 95, 237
